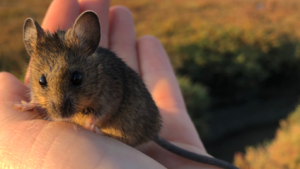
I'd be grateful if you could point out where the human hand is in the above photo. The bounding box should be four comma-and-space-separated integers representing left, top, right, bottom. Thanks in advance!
0, 0, 218, 168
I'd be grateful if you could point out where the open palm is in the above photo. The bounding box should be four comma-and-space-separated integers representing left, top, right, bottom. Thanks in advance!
0, 0, 216, 168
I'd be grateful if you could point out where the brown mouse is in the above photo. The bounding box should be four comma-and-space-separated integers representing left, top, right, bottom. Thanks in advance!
14, 11, 238, 169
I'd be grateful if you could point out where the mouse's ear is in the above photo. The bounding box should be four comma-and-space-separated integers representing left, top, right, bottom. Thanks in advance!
68, 11, 101, 55
23, 18, 45, 56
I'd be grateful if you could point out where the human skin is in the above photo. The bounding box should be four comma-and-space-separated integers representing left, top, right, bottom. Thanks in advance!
0, 0, 219, 168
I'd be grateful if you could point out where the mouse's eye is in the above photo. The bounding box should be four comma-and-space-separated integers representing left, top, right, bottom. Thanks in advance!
39, 75, 47, 87
72, 72, 82, 85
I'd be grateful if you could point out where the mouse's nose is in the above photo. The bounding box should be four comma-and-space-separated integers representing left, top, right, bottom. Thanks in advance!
60, 96, 75, 118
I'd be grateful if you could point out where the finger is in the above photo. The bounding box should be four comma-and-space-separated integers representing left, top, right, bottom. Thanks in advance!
137, 36, 205, 150
0, 120, 166, 169
25, 0, 80, 84
0, 72, 39, 123
79, 0, 110, 48
42, 0, 80, 32
109, 6, 139, 73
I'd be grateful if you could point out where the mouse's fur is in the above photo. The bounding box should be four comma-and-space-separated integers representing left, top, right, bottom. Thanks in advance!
22, 11, 162, 146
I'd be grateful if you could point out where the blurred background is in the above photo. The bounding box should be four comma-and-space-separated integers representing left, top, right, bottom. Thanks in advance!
1, 0, 300, 168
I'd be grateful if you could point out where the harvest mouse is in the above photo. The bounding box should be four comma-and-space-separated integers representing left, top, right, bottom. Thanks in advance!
14, 11, 238, 169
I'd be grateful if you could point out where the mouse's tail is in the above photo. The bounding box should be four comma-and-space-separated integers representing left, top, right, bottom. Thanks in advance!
153, 135, 239, 169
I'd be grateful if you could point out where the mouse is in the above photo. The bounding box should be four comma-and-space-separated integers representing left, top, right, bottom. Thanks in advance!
13, 11, 239, 169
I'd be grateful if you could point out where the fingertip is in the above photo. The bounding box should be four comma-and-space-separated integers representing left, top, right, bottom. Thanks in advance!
109, 5, 138, 73
138, 35, 166, 60
109, 6, 135, 30
0, 72, 38, 123
42, 0, 80, 32
0, 72, 29, 102
0, 72, 16, 80
110, 5, 133, 17
137, 35, 173, 79
0, 72, 25, 89
139, 35, 162, 45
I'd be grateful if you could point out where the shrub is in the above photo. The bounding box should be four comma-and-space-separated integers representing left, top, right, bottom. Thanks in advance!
176, 33, 300, 99
112, 0, 300, 100
178, 77, 210, 135
234, 104, 300, 169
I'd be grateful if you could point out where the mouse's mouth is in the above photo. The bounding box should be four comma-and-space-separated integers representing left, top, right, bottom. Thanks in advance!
47, 108, 76, 121
61, 97, 76, 118
46, 99, 77, 120
46, 96, 94, 121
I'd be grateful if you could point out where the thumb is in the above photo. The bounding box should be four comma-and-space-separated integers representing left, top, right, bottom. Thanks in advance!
0, 72, 39, 123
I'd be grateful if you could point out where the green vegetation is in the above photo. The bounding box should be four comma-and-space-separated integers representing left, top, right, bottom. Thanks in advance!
177, 77, 210, 135
234, 104, 300, 168
113, 0, 300, 100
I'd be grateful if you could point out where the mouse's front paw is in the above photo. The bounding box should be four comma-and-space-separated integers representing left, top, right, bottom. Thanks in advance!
13, 100, 37, 111
84, 115, 103, 135
84, 123, 103, 135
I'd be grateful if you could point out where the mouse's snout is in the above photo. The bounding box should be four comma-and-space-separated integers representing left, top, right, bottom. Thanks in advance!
48, 96, 76, 119
60, 96, 76, 118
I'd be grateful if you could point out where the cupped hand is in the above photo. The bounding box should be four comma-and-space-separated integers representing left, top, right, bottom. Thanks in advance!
0, 0, 218, 168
